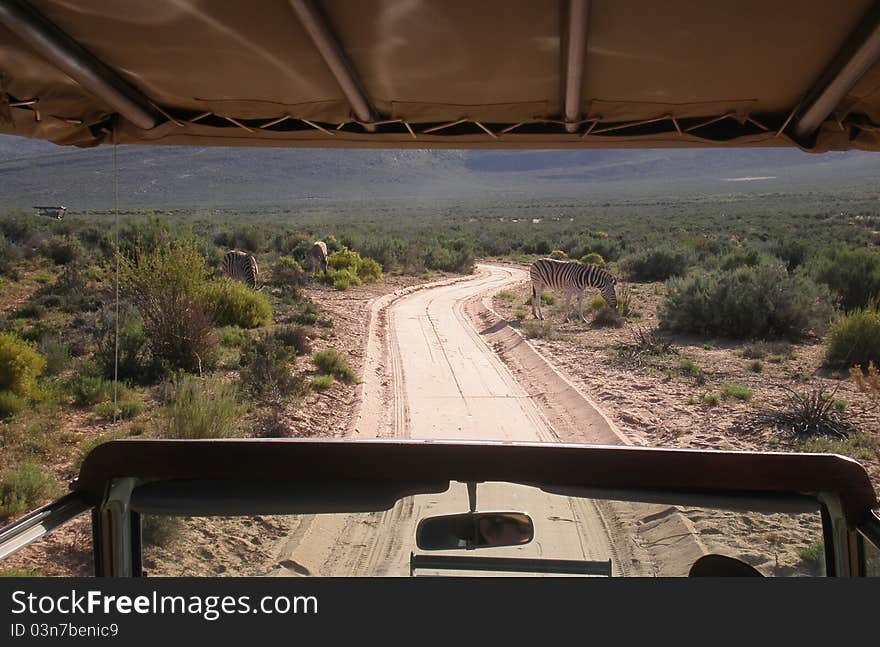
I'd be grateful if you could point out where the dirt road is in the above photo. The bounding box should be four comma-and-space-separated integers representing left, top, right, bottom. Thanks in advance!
270, 265, 659, 576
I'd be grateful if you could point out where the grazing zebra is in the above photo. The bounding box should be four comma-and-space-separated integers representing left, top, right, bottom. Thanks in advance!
530, 258, 617, 322
222, 249, 261, 289
310, 241, 328, 274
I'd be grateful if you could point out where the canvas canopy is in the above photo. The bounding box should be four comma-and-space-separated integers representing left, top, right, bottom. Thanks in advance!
1, 0, 880, 151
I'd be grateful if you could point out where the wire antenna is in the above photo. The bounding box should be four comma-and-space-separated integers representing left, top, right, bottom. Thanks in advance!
113, 144, 120, 423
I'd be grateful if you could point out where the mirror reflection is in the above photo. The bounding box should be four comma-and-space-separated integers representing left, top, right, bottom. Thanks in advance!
416, 512, 534, 551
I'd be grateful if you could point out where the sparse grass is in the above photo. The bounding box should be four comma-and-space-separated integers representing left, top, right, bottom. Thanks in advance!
799, 432, 878, 461
0, 462, 61, 521
522, 320, 559, 340
721, 384, 753, 401
0, 568, 43, 577
741, 341, 795, 360
678, 359, 702, 378
312, 374, 333, 390
749, 360, 763, 373
496, 290, 517, 302
513, 309, 527, 321
541, 293, 556, 305
312, 348, 357, 384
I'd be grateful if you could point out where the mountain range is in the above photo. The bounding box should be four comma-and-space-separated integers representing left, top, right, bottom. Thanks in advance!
1, 135, 878, 210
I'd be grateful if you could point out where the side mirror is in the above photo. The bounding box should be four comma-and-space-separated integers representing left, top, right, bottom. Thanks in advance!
416, 512, 534, 550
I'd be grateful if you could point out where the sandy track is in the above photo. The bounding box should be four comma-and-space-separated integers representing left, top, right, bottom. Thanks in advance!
269, 265, 678, 577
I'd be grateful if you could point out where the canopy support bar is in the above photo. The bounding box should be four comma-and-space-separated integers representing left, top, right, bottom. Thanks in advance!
563, 0, 590, 133
0, 0, 158, 130
288, 0, 377, 132
792, 0, 880, 140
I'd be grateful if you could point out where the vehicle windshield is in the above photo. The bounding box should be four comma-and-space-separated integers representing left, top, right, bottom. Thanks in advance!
137, 481, 826, 577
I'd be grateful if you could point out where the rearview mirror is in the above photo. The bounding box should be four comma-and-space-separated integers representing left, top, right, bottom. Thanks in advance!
416, 512, 534, 550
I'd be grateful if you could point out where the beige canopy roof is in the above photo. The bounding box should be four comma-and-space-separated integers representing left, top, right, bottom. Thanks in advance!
2, 0, 880, 151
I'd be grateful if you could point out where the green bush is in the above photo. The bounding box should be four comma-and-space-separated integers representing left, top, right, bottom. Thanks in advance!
579, 253, 605, 266
0, 390, 26, 419
825, 308, 880, 369
621, 245, 692, 281
93, 399, 143, 421
812, 245, 880, 310
93, 303, 152, 382
549, 250, 568, 260
721, 384, 753, 401
312, 374, 333, 390
273, 325, 312, 356
40, 236, 83, 265
0, 332, 46, 397
796, 541, 825, 573
38, 337, 70, 376
312, 349, 357, 383
591, 306, 623, 328
205, 278, 272, 328
0, 233, 20, 278
326, 248, 383, 283
702, 393, 720, 406
718, 246, 762, 271
121, 239, 217, 373
68, 375, 116, 406
0, 462, 61, 520
164, 375, 241, 439
271, 256, 306, 289
239, 333, 305, 399
660, 265, 831, 339
219, 326, 248, 347
589, 294, 608, 310
358, 257, 383, 283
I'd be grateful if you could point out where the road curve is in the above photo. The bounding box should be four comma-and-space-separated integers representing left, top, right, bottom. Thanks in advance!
271, 264, 634, 576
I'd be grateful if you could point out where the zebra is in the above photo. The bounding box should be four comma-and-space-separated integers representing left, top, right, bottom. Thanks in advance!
530, 258, 617, 322
222, 249, 261, 289
310, 241, 328, 274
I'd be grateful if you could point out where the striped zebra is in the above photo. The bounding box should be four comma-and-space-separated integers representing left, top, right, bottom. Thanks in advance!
530, 258, 617, 322
310, 241, 328, 274
222, 249, 261, 289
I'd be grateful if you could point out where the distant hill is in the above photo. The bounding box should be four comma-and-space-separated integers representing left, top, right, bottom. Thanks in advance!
1, 134, 879, 210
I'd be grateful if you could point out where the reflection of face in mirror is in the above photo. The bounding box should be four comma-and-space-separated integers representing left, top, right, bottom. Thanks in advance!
477, 515, 532, 547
